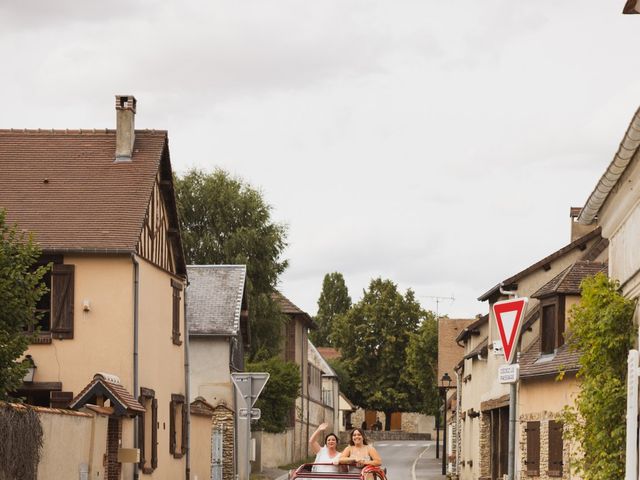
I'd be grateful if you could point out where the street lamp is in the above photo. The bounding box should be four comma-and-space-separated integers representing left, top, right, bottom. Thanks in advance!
440, 372, 455, 476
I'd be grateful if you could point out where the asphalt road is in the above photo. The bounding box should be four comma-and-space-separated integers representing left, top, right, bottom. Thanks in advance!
373, 440, 444, 480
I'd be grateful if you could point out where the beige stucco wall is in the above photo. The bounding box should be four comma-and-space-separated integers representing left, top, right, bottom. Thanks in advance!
190, 337, 233, 405
255, 429, 295, 469
136, 256, 187, 479
37, 409, 108, 480
190, 414, 213, 480
519, 375, 579, 416
27, 255, 134, 394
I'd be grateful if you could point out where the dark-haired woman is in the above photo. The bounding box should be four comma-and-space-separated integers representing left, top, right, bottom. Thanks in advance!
309, 422, 340, 473
338, 428, 382, 478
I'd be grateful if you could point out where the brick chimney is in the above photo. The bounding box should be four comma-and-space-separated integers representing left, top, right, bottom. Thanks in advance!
115, 95, 136, 162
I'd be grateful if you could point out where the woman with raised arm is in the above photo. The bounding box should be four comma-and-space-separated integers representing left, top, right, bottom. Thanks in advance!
309, 422, 341, 473
338, 428, 382, 479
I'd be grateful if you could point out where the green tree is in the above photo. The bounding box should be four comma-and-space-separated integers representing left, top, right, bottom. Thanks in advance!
563, 273, 636, 480
310, 272, 351, 346
331, 278, 427, 430
0, 209, 48, 400
246, 357, 300, 433
405, 313, 439, 414
175, 169, 289, 360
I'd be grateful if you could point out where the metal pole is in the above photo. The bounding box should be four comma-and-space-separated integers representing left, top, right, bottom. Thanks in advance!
442, 388, 447, 475
508, 382, 516, 480
436, 399, 440, 459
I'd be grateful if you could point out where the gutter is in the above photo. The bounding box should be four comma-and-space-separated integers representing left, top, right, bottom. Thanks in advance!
132, 255, 140, 480
578, 107, 640, 225
184, 279, 191, 480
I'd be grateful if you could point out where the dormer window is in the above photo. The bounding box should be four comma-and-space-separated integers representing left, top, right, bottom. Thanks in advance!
540, 296, 565, 355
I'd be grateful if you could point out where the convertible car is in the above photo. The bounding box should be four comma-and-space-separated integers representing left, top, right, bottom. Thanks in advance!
288, 463, 387, 480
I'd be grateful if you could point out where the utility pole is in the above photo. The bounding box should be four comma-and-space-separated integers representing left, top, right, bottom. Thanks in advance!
420, 294, 455, 461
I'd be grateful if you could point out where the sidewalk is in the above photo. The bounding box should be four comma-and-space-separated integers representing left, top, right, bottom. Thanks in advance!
250, 466, 289, 480
413, 454, 446, 480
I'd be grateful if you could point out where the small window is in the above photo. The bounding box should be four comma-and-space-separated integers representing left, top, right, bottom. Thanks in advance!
540, 296, 565, 355
138, 387, 158, 473
171, 279, 183, 346
169, 394, 186, 458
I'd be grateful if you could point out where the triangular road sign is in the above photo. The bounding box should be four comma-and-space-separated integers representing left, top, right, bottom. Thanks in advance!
231, 372, 270, 408
492, 297, 528, 364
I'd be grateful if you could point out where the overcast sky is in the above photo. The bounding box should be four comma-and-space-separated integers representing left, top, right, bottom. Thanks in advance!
1, 1, 639, 319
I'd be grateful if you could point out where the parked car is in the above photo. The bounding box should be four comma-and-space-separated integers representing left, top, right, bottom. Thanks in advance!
288, 463, 387, 480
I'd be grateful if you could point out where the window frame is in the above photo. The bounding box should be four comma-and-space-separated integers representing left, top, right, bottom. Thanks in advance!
138, 387, 158, 474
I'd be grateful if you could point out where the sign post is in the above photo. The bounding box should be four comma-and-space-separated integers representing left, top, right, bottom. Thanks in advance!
493, 296, 528, 480
232, 373, 270, 480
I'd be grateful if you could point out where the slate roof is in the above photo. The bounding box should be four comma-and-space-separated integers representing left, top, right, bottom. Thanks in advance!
478, 228, 602, 301
272, 291, 317, 329
532, 261, 607, 298
187, 265, 247, 336
0, 129, 186, 274
69, 373, 144, 416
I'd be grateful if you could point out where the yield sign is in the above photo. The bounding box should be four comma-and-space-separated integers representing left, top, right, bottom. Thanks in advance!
492, 297, 528, 364
231, 372, 270, 408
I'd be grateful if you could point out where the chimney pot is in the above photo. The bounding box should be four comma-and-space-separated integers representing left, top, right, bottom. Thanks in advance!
115, 95, 137, 162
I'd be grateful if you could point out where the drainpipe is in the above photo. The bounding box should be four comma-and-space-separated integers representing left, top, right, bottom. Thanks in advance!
132, 255, 140, 480
454, 370, 461, 479
184, 279, 191, 480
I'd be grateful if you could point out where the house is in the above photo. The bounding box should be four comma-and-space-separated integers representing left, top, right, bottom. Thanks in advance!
0, 96, 189, 480
457, 222, 605, 480
437, 318, 474, 475
308, 340, 339, 434
186, 264, 249, 480
272, 291, 317, 461
518, 260, 607, 479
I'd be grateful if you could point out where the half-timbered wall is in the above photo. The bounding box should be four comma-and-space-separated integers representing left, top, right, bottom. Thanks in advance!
138, 173, 177, 273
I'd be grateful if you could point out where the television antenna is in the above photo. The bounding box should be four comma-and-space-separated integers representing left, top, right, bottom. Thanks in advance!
421, 295, 455, 320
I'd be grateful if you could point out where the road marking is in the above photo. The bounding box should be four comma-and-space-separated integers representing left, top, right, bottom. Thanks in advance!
393, 444, 402, 447
408, 444, 417, 447
377, 443, 389, 447
411, 444, 432, 480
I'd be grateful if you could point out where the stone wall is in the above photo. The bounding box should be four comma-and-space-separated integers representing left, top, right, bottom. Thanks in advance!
479, 414, 491, 480
212, 405, 235, 480
519, 412, 573, 480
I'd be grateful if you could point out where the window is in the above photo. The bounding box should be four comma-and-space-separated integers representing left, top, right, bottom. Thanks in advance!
525, 421, 540, 476
138, 388, 158, 474
171, 279, 183, 345
548, 420, 564, 477
541, 296, 565, 355
169, 394, 186, 458
30, 256, 74, 342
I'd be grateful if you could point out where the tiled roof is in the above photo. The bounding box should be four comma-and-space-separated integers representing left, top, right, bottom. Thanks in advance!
187, 265, 246, 336
0, 129, 182, 263
317, 347, 341, 360
272, 291, 316, 329
2, 401, 92, 417
463, 337, 488, 360
532, 261, 607, 298
478, 228, 602, 301
190, 397, 216, 417
69, 373, 144, 416
308, 340, 337, 377
519, 337, 581, 378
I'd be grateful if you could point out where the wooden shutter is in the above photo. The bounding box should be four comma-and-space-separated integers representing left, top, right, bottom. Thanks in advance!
548, 420, 564, 477
525, 421, 540, 475
181, 400, 187, 455
169, 399, 176, 454
151, 398, 158, 469
138, 412, 146, 469
541, 304, 556, 354
50, 391, 73, 408
51, 264, 74, 339
171, 279, 182, 346
285, 320, 296, 362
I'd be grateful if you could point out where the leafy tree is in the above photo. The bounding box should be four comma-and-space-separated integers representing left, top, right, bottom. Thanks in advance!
0, 209, 48, 400
310, 272, 351, 346
175, 169, 289, 360
246, 357, 300, 433
563, 273, 636, 480
331, 278, 428, 430
405, 313, 439, 414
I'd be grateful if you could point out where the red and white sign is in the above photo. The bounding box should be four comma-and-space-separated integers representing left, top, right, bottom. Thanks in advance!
492, 297, 528, 364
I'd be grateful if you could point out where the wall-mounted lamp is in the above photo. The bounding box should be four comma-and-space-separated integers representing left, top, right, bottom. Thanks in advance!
22, 355, 36, 383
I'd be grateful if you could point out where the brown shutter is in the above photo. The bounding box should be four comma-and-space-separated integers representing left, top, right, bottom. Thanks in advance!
541, 304, 556, 354
138, 412, 146, 469
169, 399, 176, 454
50, 391, 73, 408
286, 320, 296, 362
151, 398, 158, 469
548, 420, 564, 477
525, 421, 540, 475
51, 264, 74, 339
171, 279, 182, 346
181, 401, 187, 455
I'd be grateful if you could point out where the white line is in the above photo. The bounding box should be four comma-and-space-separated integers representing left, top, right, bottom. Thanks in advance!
408, 444, 417, 447
393, 444, 402, 447
411, 444, 432, 480
377, 443, 389, 447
